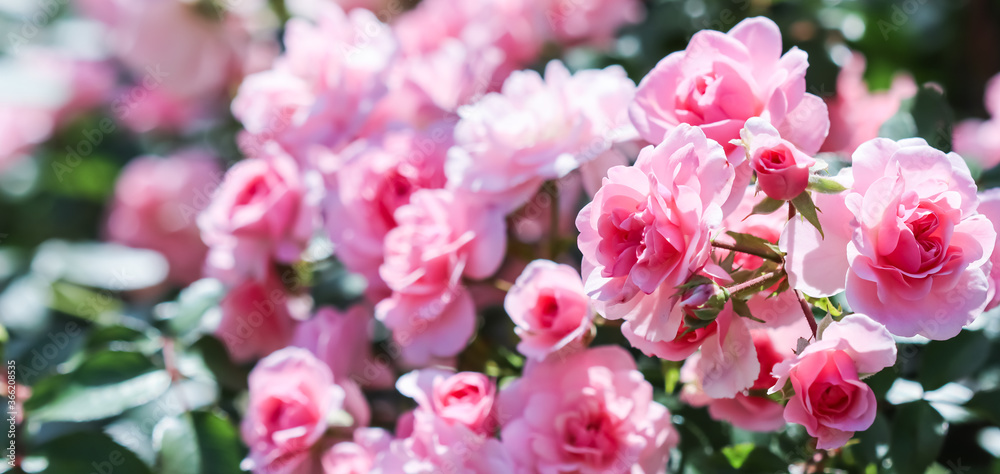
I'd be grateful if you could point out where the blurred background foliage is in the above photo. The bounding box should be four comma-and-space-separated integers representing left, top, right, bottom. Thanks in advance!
3, 0, 1000, 473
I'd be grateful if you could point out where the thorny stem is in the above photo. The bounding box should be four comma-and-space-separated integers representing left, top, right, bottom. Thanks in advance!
724, 267, 785, 299
796, 290, 818, 339
710, 240, 783, 263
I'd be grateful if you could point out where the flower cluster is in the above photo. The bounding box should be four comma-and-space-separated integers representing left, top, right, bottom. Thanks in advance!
30, 2, 995, 472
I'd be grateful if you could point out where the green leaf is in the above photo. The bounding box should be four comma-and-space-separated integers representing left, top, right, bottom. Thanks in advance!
722, 443, 755, 469
26, 351, 171, 422
34, 431, 153, 474
192, 411, 246, 474
749, 196, 785, 216
807, 174, 848, 194
158, 279, 225, 338
724, 231, 783, 261
878, 108, 918, 141
963, 389, 1000, 424
852, 413, 890, 466
919, 329, 990, 391
157, 415, 202, 474
889, 401, 946, 474
790, 192, 824, 238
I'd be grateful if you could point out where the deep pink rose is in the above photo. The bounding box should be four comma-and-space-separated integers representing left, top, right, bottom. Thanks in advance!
784, 350, 878, 450
242, 348, 345, 474
199, 149, 320, 284
783, 138, 996, 339
324, 127, 450, 297
577, 124, 733, 353
498, 346, 677, 473
977, 189, 1000, 310
376, 189, 506, 364
447, 60, 637, 212
215, 271, 298, 363
106, 151, 221, 285
742, 118, 816, 201
821, 52, 916, 156
504, 260, 593, 360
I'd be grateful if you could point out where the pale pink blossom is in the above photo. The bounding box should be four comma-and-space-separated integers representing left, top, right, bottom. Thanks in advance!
321, 428, 393, 474
782, 138, 996, 339
242, 348, 346, 474
498, 346, 677, 473
954, 73, 1000, 170
543, 0, 644, 47
231, 5, 396, 161
821, 52, 916, 156
106, 151, 221, 285
376, 189, 506, 364
199, 149, 320, 284
504, 260, 593, 360
447, 60, 637, 212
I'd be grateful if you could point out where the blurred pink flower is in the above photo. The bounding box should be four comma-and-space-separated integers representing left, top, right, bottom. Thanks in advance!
376, 189, 506, 364
242, 348, 346, 474
321, 428, 393, 474
821, 52, 916, 157
106, 150, 221, 285
199, 149, 320, 284
324, 127, 450, 297
232, 5, 396, 161
504, 260, 593, 360
216, 270, 298, 363
397, 369, 497, 436
543, 0, 643, 47
577, 125, 732, 353
447, 60, 637, 213
977, 188, 1000, 310
783, 138, 995, 339
954, 73, 1000, 170
498, 346, 677, 473
292, 306, 394, 389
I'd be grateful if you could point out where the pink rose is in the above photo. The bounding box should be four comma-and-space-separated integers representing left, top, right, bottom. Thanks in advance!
821, 52, 916, 156
324, 127, 450, 297
742, 118, 816, 201
106, 151, 221, 285
199, 149, 320, 284
375, 416, 513, 473
503, 260, 593, 360
783, 350, 878, 450
291, 306, 393, 389
498, 346, 677, 473
630, 17, 829, 210
783, 138, 996, 339
376, 189, 506, 364
577, 124, 733, 351
397, 369, 497, 435
447, 60, 637, 212
215, 270, 298, 363
242, 348, 346, 474
320, 428, 393, 474
231, 6, 395, 161
976, 189, 1000, 310
768, 315, 895, 449
543, 0, 644, 47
